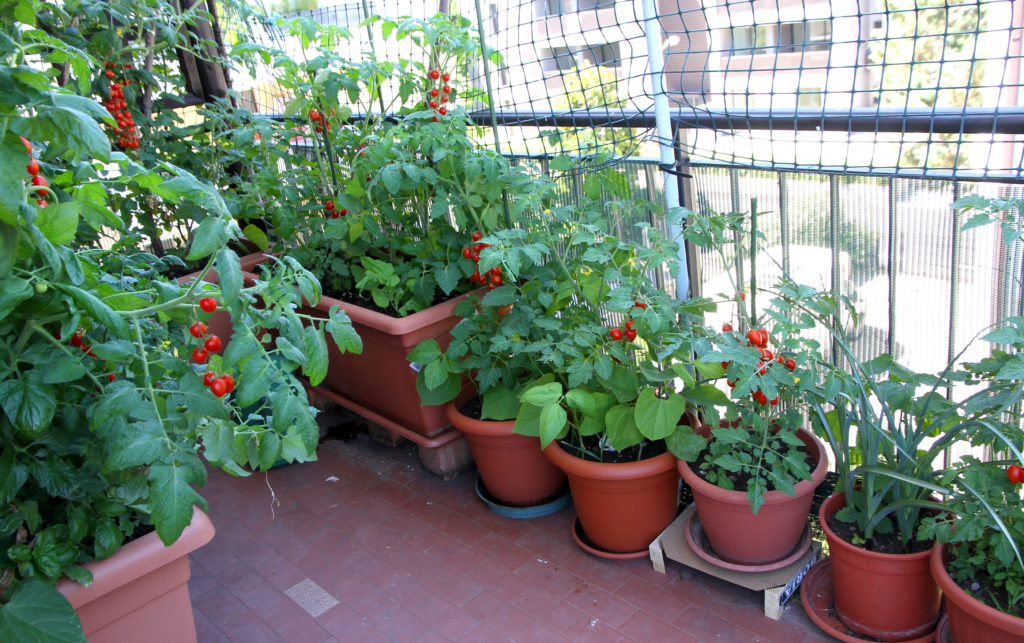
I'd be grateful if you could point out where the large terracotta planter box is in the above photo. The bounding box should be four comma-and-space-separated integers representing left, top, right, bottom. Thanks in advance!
649, 504, 820, 620
57, 506, 216, 643
302, 289, 479, 438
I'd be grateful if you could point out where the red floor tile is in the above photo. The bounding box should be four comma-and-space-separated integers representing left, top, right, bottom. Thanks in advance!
191, 432, 831, 642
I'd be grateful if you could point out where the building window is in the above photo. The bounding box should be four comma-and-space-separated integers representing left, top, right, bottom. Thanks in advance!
578, 0, 615, 9
797, 87, 823, 107
580, 43, 621, 68
541, 47, 576, 71
542, 0, 573, 15
727, 19, 830, 55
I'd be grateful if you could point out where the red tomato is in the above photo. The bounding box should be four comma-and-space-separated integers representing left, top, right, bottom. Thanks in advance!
1008, 465, 1023, 484
430, 69, 440, 80
199, 297, 217, 313
625, 328, 637, 341
610, 328, 623, 341
442, 73, 450, 82
210, 379, 227, 397
32, 175, 49, 188
203, 371, 216, 387
26, 159, 39, 176
192, 347, 209, 364
189, 321, 207, 338
204, 335, 222, 353
722, 323, 733, 332
221, 374, 235, 393
785, 358, 797, 371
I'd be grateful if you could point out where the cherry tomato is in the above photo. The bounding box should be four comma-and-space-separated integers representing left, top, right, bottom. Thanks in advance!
625, 319, 634, 330
70, 332, 83, 347
20, 136, 31, 154
442, 73, 451, 82
747, 331, 761, 347
633, 302, 646, 309
610, 328, 623, 340
191, 347, 209, 364
443, 85, 451, 94
430, 88, 439, 97
309, 109, 321, 121
203, 371, 216, 387
430, 100, 438, 109
739, 292, 747, 301
325, 200, 334, 210
472, 231, 483, 242
105, 69, 115, 78
189, 321, 207, 338
108, 373, 116, 382
430, 69, 440, 80
210, 379, 227, 397
785, 358, 797, 371
221, 374, 235, 393
462, 248, 472, 259
753, 391, 768, 405
491, 274, 502, 286
204, 335, 222, 353
1008, 465, 1023, 484
199, 297, 217, 313
26, 159, 39, 176
722, 323, 733, 332
721, 361, 731, 370
439, 107, 447, 116
625, 328, 637, 341
770, 397, 780, 406
330, 209, 339, 219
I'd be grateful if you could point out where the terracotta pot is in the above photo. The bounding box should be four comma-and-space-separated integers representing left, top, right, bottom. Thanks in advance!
820, 492, 939, 641
302, 288, 482, 437
544, 440, 679, 554
57, 506, 216, 643
931, 542, 1024, 642
677, 426, 827, 566
445, 399, 565, 507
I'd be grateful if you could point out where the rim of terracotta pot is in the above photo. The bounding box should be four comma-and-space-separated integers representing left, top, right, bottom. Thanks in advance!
819, 492, 933, 563
317, 287, 485, 334
930, 541, 1024, 633
445, 398, 517, 438
543, 438, 677, 480
677, 427, 828, 506
56, 506, 215, 608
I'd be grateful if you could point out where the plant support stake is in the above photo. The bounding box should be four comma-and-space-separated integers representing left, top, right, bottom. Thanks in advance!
641, 0, 689, 298
474, 0, 512, 229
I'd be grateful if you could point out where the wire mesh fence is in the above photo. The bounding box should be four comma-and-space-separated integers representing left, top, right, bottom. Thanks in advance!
220, 0, 1024, 180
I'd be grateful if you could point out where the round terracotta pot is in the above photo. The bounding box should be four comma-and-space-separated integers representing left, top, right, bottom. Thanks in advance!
677, 426, 827, 566
931, 542, 1024, 642
543, 440, 679, 554
445, 400, 565, 507
820, 492, 939, 641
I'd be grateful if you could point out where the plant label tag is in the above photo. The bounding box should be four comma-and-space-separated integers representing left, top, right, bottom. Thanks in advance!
409, 361, 423, 372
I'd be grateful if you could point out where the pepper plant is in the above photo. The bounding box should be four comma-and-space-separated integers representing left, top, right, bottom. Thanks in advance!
0, 8, 360, 640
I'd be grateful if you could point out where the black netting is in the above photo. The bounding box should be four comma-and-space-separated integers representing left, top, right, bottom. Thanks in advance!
218, 0, 1023, 180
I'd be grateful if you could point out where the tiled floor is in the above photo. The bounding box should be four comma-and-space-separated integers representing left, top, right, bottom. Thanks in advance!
188, 424, 836, 642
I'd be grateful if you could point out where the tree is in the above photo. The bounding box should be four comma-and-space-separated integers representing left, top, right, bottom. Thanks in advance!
544, 62, 639, 157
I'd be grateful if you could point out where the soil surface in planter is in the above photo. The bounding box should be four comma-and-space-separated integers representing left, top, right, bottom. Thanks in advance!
826, 514, 932, 555
321, 285, 476, 318
691, 438, 814, 492
458, 397, 485, 420
559, 435, 667, 463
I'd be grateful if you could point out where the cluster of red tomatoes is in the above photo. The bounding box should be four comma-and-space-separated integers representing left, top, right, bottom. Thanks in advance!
102, 62, 139, 150
22, 137, 48, 207
188, 298, 235, 397
426, 69, 453, 122
721, 324, 797, 406
308, 108, 334, 135
464, 231, 502, 289
608, 302, 647, 342
58, 329, 116, 384
323, 198, 346, 219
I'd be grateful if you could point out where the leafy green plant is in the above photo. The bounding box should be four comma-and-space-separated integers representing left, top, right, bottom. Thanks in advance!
0, 8, 361, 640
671, 207, 842, 513
254, 14, 531, 315
415, 161, 722, 460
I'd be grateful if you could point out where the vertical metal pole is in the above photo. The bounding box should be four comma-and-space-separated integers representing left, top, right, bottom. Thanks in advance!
642, 0, 689, 299
887, 177, 898, 356
779, 172, 790, 278
947, 182, 964, 367
830, 174, 841, 366
473, 0, 512, 229
674, 128, 701, 297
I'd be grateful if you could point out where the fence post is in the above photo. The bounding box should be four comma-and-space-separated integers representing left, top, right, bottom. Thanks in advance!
641, 0, 689, 299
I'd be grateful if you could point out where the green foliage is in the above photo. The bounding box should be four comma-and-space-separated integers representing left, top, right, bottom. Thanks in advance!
544, 63, 637, 157
0, 4, 360, 639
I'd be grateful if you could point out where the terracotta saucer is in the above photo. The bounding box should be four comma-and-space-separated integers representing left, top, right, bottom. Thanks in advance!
800, 559, 937, 643
571, 517, 650, 561
936, 615, 952, 643
684, 509, 812, 572
474, 478, 572, 519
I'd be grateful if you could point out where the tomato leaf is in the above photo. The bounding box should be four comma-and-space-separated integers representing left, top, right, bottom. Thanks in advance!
0, 277, 33, 323
34, 201, 79, 246
106, 419, 166, 470
216, 249, 242, 305
0, 374, 57, 438
326, 307, 362, 354
148, 459, 206, 546
186, 217, 228, 261
302, 325, 328, 386
55, 284, 129, 339
0, 578, 85, 643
